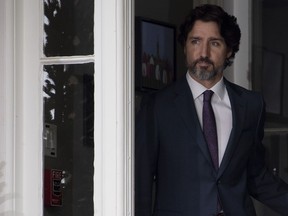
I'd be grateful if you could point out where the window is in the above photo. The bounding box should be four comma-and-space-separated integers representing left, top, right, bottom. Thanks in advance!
3, 0, 133, 215
42, 1, 95, 215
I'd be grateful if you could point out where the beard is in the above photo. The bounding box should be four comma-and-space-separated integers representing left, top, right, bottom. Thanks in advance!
187, 57, 224, 80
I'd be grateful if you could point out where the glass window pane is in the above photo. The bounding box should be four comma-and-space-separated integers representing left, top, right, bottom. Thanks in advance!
44, 0, 94, 56
43, 63, 94, 216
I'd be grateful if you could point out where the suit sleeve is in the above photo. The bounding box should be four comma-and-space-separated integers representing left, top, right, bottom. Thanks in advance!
135, 94, 159, 216
247, 95, 288, 215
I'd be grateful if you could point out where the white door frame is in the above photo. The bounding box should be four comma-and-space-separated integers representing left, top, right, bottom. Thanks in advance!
8, 0, 134, 215
94, 0, 134, 215
0, 0, 16, 214
14, 1, 43, 215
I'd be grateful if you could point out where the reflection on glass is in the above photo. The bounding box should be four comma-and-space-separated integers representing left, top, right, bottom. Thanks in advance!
43, 63, 94, 216
44, 0, 94, 56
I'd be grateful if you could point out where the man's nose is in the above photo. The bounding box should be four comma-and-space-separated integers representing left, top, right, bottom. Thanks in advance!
200, 43, 210, 58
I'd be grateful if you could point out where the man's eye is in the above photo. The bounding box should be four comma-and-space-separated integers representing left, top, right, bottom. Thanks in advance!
191, 40, 199, 44
211, 41, 220, 46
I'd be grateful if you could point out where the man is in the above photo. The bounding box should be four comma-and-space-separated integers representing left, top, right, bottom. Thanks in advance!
135, 4, 288, 216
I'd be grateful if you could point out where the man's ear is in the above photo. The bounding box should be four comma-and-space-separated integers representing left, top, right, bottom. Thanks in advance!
226, 49, 232, 59
184, 47, 187, 55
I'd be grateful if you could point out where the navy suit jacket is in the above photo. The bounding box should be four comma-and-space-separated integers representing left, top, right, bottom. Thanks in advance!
135, 76, 288, 216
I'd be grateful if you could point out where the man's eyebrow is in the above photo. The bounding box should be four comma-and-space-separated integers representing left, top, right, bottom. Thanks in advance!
186, 36, 224, 41
187, 36, 201, 40
209, 37, 225, 42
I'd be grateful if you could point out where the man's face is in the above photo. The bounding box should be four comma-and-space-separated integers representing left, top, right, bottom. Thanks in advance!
184, 20, 232, 84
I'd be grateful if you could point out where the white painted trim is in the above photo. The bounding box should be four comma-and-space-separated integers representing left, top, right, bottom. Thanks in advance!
96, 0, 123, 214
0, 0, 16, 215
97, 0, 118, 214
116, 0, 125, 214
94, 0, 134, 215
14, 0, 43, 215
122, 1, 134, 215
94, 0, 103, 214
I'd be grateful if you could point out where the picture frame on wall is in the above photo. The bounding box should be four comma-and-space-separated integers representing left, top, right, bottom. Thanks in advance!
135, 17, 176, 91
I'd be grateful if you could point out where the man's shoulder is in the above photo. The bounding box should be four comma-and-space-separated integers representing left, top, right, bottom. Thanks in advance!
157, 76, 188, 96
224, 78, 262, 97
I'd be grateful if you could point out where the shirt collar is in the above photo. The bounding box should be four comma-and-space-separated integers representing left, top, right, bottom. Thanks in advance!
186, 72, 226, 101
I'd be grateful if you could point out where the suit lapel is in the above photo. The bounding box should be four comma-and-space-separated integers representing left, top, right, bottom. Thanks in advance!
172, 77, 247, 175
218, 80, 246, 178
173, 77, 214, 169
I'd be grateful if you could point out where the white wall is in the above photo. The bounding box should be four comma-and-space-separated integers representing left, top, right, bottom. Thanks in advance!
224, 0, 251, 89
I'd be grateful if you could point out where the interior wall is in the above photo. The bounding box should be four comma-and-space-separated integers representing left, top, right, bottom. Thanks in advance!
134, 0, 246, 85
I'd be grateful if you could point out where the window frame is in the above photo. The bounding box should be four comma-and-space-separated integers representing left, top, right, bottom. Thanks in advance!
10, 0, 134, 215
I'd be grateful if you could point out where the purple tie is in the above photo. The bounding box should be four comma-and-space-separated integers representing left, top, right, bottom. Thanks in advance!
203, 90, 219, 169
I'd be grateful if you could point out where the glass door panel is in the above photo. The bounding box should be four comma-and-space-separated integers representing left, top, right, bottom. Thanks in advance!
43, 63, 94, 216
44, 0, 94, 56
43, 1, 95, 215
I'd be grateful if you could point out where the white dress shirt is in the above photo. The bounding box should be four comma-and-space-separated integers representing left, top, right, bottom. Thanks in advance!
186, 72, 232, 165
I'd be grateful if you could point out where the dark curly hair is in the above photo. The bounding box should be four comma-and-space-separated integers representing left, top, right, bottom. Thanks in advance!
178, 4, 241, 67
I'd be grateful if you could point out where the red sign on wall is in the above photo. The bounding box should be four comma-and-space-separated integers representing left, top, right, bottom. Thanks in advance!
44, 169, 63, 206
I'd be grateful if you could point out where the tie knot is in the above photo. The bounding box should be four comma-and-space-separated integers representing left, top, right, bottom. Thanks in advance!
203, 90, 214, 102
